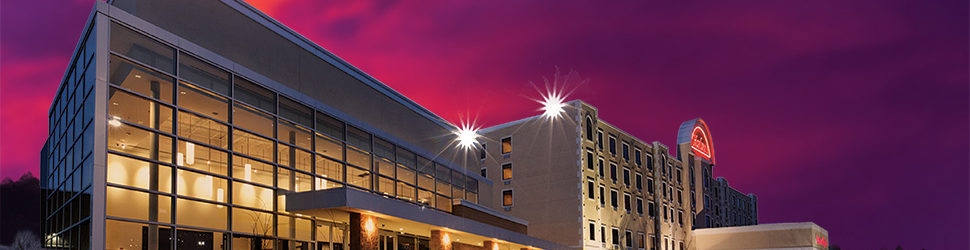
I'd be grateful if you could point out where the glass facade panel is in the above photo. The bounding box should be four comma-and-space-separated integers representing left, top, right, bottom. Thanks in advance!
346, 165, 371, 190
233, 76, 276, 114
233, 182, 274, 211
176, 141, 228, 175
278, 121, 312, 150
105, 186, 151, 221
232, 155, 275, 187
110, 22, 175, 74
106, 153, 172, 193
279, 96, 312, 128
315, 154, 343, 180
233, 130, 274, 163
108, 88, 174, 132
232, 207, 274, 236
233, 103, 275, 138
105, 219, 172, 250
178, 52, 229, 95
176, 198, 227, 230
177, 111, 228, 149
346, 147, 370, 169
314, 134, 343, 160
108, 55, 174, 103
107, 123, 174, 163
179, 82, 229, 122
278, 144, 312, 173
176, 169, 227, 202
378, 176, 395, 196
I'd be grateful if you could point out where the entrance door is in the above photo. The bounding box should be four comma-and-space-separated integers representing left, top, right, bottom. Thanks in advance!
379, 231, 396, 250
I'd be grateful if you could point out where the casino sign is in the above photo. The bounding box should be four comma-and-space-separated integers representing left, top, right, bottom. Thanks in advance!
676, 118, 715, 163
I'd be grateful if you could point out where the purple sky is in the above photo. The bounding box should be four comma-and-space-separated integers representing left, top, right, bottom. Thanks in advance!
2, 0, 968, 248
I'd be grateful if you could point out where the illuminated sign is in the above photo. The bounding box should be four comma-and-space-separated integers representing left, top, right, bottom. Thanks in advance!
690, 126, 713, 161
815, 234, 828, 248
677, 118, 715, 163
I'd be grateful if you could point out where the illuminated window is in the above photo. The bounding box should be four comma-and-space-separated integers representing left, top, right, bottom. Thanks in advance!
502, 163, 512, 180
501, 137, 512, 154
502, 189, 513, 206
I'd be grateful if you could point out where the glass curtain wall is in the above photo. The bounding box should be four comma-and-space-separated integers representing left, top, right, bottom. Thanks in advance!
103, 21, 478, 249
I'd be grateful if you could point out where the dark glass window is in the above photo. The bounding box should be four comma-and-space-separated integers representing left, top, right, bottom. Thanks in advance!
233, 76, 276, 114
110, 22, 174, 74
178, 52, 229, 96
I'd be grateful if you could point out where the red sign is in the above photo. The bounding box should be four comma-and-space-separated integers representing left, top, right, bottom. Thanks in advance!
815, 235, 828, 248
690, 126, 713, 161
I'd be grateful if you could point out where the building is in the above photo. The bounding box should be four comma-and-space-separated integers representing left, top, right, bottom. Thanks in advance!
692, 222, 829, 250
477, 100, 758, 249
40, 0, 563, 249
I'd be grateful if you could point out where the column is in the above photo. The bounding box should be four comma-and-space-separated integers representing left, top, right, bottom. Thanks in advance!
349, 212, 379, 250
430, 230, 452, 250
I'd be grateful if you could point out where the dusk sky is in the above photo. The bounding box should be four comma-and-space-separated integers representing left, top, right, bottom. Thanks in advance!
1, 0, 967, 249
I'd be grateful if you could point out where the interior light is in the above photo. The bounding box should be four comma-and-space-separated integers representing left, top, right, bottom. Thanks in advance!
244, 164, 252, 181
177, 153, 185, 166
185, 142, 196, 165
108, 116, 122, 127
134, 74, 142, 79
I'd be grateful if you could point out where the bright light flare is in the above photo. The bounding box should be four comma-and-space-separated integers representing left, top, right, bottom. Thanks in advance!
455, 125, 480, 150
540, 90, 566, 119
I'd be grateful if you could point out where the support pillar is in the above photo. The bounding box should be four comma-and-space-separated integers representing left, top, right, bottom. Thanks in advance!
430, 230, 452, 250
483, 240, 499, 250
349, 212, 379, 250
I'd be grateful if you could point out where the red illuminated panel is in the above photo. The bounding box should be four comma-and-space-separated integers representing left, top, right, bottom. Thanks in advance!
690, 126, 713, 161
815, 235, 828, 248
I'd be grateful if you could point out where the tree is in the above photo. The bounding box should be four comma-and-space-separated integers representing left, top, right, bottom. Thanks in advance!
0, 173, 41, 246
8, 230, 42, 250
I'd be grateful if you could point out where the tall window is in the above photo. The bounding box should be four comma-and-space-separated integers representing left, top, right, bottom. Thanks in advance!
502, 163, 512, 180
622, 142, 630, 161
625, 231, 633, 247
635, 148, 642, 166
636, 197, 644, 214
586, 150, 595, 170
480, 167, 486, 178
646, 155, 654, 170
623, 168, 631, 186
480, 143, 486, 160
611, 228, 620, 246
609, 136, 617, 155
502, 189, 513, 206
501, 137, 512, 154
600, 226, 606, 243
648, 202, 656, 217
599, 185, 605, 206
610, 189, 618, 209
588, 222, 596, 241
610, 163, 618, 182
586, 117, 594, 141
624, 193, 631, 211
647, 178, 655, 194
638, 233, 645, 249
598, 158, 605, 178
587, 179, 595, 199
635, 173, 643, 190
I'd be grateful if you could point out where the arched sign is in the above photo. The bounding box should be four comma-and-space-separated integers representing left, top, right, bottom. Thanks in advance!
676, 118, 715, 163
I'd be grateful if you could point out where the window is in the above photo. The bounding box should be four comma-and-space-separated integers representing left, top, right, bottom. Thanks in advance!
646, 155, 654, 170
601, 225, 606, 243
480, 167, 486, 178
586, 150, 595, 170
622, 142, 630, 161
625, 230, 633, 247
611, 228, 620, 246
635, 148, 642, 166
623, 168, 631, 186
663, 205, 668, 221
609, 136, 617, 155
610, 163, 618, 182
677, 190, 683, 204
599, 185, 606, 206
588, 222, 596, 241
480, 143, 487, 160
502, 163, 512, 180
610, 189, 618, 209
597, 130, 604, 150
648, 202, 656, 217
647, 178, 655, 194
587, 179, 595, 199
678, 210, 684, 225
624, 193, 631, 211
635, 173, 643, 190
586, 117, 594, 141
636, 197, 644, 214
637, 232, 645, 249
502, 189, 513, 206
501, 137, 512, 154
